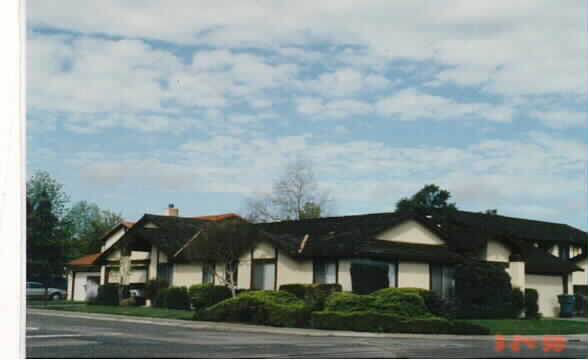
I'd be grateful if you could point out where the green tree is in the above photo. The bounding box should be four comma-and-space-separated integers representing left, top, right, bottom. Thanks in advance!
396, 184, 457, 213
299, 201, 321, 220
27, 171, 70, 303
64, 201, 123, 258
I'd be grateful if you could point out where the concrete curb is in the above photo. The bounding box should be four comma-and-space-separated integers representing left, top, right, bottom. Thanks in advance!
28, 308, 588, 343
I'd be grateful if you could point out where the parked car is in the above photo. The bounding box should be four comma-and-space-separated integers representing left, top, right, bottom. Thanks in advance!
26, 281, 67, 300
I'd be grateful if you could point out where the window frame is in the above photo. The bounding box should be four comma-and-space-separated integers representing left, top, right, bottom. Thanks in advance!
250, 258, 277, 290
313, 259, 339, 284
430, 263, 456, 299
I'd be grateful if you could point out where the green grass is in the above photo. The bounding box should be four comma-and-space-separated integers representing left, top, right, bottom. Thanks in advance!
464, 319, 588, 335
30, 304, 194, 321
27, 300, 86, 306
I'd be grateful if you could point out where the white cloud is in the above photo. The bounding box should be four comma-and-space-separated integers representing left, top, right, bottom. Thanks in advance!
530, 110, 586, 129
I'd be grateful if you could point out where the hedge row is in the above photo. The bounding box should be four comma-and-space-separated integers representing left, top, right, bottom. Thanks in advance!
311, 311, 489, 335
279, 283, 342, 310
89, 284, 119, 306
323, 289, 431, 318
154, 286, 191, 310
195, 290, 311, 328
189, 284, 232, 310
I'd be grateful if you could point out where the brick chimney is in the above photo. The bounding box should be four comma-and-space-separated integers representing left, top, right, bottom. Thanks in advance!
166, 203, 179, 217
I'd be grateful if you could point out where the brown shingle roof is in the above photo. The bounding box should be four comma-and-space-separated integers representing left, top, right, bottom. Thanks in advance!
67, 253, 100, 266
193, 213, 243, 221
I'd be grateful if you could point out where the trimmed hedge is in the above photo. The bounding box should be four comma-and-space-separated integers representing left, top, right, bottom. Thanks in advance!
195, 290, 311, 328
454, 261, 514, 319
166, 287, 191, 310
189, 284, 232, 310
90, 284, 119, 306
511, 288, 525, 318
324, 290, 431, 318
311, 311, 489, 335
525, 288, 539, 319
279, 283, 342, 310
154, 288, 170, 308
371, 287, 449, 318
144, 279, 169, 302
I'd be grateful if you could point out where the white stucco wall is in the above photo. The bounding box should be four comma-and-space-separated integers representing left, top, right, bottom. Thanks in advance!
172, 264, 202, 287
253, 241, 276, 259
238, 251, 252, 289
71, 271, 101, 301
375, 220, 445, 245
106, 249, 120, 261
549, 245, 559, 257
67, 272, 74, 300
526, 274, 564, 318
397, 262, 430, 289
572, 259, 587, 286
486, 240, 511, 263
508, 261, 526, 290
338, 259, 352, 291
276, 250, 312, 287
131, 251, 150, 261
101, 227, 126, 252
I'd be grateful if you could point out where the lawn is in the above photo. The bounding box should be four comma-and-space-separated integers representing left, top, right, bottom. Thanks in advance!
464, 319, 588, 335
30, 303, 194, 321
27, 300, 86, 306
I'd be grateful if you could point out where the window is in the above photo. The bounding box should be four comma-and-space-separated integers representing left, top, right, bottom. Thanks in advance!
314, 259, 337, 284
388, 262, 397, 288
203, 262, 215, 284
560, 245, 570, 260
252, 260, 275, 290
431, 264, 455, 298
157, 263, 172, 284
225, 261, 239, 285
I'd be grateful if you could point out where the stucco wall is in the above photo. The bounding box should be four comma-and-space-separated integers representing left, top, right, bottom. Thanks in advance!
71, 271, 101, 301
129, 269, 147, 283
338, 259, 352, 291
131, 251, 150, 261
526, 274, 563, 318
375, 220, 444, 245
102, 227, 126, 252
486, 240, 511, 263
173, 264, 202, 287
276, 250, 312, 287
397, 262, 430, 289
238, 251, 252, 289
572, 259, 587, 286
106, 249, 120, 261
253, 241, 276, 259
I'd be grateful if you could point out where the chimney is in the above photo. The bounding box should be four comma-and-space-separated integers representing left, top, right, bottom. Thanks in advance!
166, 203, 179, 217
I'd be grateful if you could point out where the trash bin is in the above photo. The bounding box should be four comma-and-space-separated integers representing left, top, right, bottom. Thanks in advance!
558, 294, 576, 318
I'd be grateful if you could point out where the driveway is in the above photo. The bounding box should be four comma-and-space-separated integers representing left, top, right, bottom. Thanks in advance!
26, 310, 587, 358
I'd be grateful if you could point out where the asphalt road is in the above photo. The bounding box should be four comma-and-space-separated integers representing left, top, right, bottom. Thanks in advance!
26, 312, 587, 358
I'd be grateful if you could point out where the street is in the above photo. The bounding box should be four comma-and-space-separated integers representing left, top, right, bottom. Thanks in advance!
26, 311, 586, 358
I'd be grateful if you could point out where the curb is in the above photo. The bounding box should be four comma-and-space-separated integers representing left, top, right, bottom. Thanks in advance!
28, 308, 588, 343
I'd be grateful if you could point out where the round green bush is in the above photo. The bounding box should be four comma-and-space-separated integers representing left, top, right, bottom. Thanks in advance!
454, 261, 513, 319
91, 284, 119, 306
166, 286, 191, 310
279, 284, 307, 299
154, 288, 170, 308
189, 284, 232, 310
198, 290, 311, 328
279, 283, 342, 310
524, 288, 539, 319
144, 279, 169, 301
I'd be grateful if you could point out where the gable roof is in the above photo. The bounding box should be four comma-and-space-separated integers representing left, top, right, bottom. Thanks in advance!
94, 213, 246, 264
67, 253, 100, 267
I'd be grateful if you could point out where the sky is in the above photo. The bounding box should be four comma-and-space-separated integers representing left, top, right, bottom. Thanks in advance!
25, 1, 587, 230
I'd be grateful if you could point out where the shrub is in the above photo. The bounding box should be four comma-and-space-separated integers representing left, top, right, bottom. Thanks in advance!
324, 289, 431, 318
91, 284, 119, 306
279, 283, 342, 310
166, 287, 191, 310
525, 288, 539, 319
119, 297, 137, 307
371, 287, 450, 318
575, 294, 587, 317
144, 279, 169, 302
197, 290, 311, 328
189, 284, 232, 310
454, 261, 513, 319
154, 288, 170, 308
310, 311, 489, 335
511, 288, 525, 318
279, 284, 307, 299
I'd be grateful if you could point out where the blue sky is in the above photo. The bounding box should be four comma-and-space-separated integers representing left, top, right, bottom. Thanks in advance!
26, 1, 587, 230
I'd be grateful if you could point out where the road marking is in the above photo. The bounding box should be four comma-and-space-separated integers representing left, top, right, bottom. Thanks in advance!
26, 327, 39, 331
27, 332, 122, 339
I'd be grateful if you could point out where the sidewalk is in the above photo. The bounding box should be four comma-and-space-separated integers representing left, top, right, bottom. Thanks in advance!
28, 308, 588, 343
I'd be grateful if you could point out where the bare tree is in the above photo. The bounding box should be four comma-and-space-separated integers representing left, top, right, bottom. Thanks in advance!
244, 158, 333, 223
182, 221, 263, 297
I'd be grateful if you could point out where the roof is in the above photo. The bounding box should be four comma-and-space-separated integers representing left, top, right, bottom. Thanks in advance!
193, 213, 243, 221
522, 246, 583, 275
356, 239, 464, 264
67, 253, 100, 266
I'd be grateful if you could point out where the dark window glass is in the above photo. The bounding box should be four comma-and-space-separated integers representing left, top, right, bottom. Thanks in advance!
225, 261, 238, 285
252, 260, 275, 290
560, 245, 570, 260
157, 263, 172, 284
203, 262, 215, 284
431, 264, 455, 298
314, 260, 337, 284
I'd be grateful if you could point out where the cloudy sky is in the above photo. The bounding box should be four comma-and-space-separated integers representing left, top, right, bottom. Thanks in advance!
26, 1, 587, 229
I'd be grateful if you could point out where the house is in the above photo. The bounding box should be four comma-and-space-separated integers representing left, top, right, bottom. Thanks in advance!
66, 205, 586, 317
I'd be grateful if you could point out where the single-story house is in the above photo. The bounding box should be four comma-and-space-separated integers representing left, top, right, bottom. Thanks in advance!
66, 205, 586, 317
